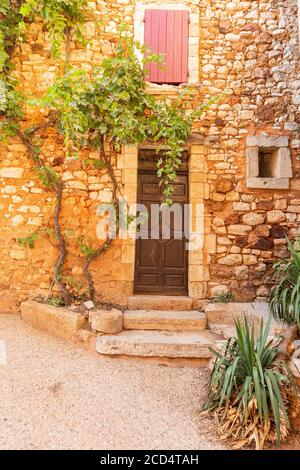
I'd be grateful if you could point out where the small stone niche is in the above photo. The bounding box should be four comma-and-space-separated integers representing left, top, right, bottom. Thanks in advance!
258, 148, 276, 178
246, 135, 293, 189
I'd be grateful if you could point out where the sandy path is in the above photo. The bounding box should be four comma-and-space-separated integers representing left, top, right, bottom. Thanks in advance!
0, 314, 225, 450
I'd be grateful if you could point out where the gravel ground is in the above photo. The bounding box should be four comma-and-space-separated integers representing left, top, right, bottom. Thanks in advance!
1, 315, 299, 451
0, 314, 225, 450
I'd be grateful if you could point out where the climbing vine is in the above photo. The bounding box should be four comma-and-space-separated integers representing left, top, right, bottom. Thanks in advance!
0, 2, 216, 305
0, 0, 90, 304
19, 0, 89, 58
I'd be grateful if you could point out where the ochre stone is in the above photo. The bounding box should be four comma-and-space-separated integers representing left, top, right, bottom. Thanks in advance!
251, 238, 273, 250
218, 254, 242, 266
0, 1, 299, 309
255, 224, 270, 238
90, 309, 123, 334
270, 225, 287, 239
267, 210, 286, 224
21, 301, 85, 340
215, 179, 234, 193
242, 212, 265, 226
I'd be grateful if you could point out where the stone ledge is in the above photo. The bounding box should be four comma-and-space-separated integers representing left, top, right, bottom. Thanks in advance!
21, 301, 85, 341
96, 330, 220, 359
90, 309, 123, 334
205, 302, 275, 326
123, 310, 207, 331
127, 295, 193, 311
246, 135, 289, 147
247, 177, 289, 189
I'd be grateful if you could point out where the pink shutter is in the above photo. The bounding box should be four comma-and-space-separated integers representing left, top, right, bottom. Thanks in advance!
144, 10, 189, 84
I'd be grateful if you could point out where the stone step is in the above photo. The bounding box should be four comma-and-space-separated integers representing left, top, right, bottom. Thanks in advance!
127, 295, 193, 311
205, 302, 269, 325
96, 329, 221, 359
209, 323, 236, 340
210, 321, 286, 342
123, 310, 207, 331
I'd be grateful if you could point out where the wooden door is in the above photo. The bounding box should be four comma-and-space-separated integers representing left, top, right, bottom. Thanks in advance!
134, 166, 189, 295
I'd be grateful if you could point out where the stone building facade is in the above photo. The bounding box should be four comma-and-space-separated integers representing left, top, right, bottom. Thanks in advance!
0, 0, 300, 310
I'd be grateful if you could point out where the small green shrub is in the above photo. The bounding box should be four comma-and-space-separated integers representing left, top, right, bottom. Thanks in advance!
18, 230, 40, 249
212, 291, 235, 303
269, 238, 300, 327
202, 315, 299, 449
45, 296, 65, 307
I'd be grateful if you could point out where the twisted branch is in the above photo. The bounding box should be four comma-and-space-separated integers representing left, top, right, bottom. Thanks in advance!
81, 140, 121, 301
53, 182, 72, 305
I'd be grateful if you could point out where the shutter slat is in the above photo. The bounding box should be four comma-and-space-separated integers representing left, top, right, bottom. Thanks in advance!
181, 11, 189, 82
166, 10, 175, 83
150, 11, 160, 82
157, 10, 167, 83
144, 9, 189, 84
144, 10, 152, 81
173, 11, 183, 83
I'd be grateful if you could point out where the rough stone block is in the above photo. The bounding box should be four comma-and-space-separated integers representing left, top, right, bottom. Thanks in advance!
247, 177, 290, 190
96, 330, 218, 359
277, 147, 293, 177
242, 212, 265, 226
228, 225, 252, 236
205, 302, 270, 325
90, 309, 123, 334
246, 135, 288, 148
267, 210, 286, 223
246, 147, 259, 178
9, 249, 26, 260
287, 205, 300, 214
218, 254, 242, 266
21, 301, 85, 340
0, 167, 24, 178
123, 310, 207, 332
127, 295, 193, 311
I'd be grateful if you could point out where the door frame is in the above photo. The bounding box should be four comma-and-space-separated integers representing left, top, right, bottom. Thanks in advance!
120, 144, 209, 304
134, 150, 189, 296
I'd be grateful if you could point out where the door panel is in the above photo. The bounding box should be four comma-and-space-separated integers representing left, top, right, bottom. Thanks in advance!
134, 168, 188, 295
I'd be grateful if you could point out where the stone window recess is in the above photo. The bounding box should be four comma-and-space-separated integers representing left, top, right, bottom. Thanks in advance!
134, 2, 199, 85
246, 135, 293, 189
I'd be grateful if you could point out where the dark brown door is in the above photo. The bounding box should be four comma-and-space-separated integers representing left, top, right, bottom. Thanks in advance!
134, 168, 189, 295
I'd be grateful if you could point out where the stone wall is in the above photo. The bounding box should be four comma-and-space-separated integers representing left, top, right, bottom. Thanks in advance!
0, 0, 299, 309
196, 0, 300, 302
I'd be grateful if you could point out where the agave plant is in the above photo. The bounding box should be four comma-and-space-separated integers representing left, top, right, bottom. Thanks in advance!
202, 315, 299, 449
269, 238, 300, 327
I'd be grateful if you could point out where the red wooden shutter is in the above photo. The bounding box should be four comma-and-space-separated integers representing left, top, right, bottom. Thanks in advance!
144, 10, 189, 84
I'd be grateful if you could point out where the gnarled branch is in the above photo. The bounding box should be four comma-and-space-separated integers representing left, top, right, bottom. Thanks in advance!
276, 324, 299, 361
53, 182, 72, 305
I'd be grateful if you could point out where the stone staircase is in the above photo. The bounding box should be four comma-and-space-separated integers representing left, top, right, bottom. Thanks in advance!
21, 299, 282, 367
95, 296, 223, 364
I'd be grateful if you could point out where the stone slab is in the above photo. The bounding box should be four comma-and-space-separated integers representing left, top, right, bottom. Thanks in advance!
246, 135, 289, 147
21, 301, 85, 341
96, 330, 220, 359
90, 309, 123, 334
123, 310, 206, 331
210, 321, 285, 341
247, 177, 289, 189
127, 295, 193, 311
205, 302, 270, 325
